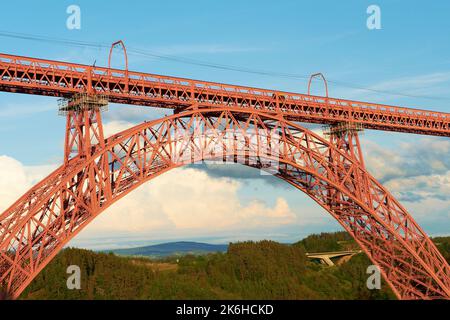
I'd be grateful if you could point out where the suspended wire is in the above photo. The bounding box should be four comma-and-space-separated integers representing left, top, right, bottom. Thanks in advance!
0, 30, 448, 101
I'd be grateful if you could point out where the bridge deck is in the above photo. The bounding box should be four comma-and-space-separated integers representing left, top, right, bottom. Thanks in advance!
1, 53, 449, 137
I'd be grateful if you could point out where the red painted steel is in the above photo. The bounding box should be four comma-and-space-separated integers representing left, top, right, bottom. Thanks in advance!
0, 108, 449, 299
0, 53, 450, 136
308, 72, 329, 97
0, 51, 449, 300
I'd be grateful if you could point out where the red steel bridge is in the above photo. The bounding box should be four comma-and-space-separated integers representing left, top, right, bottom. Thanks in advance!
0, 43, 450, 300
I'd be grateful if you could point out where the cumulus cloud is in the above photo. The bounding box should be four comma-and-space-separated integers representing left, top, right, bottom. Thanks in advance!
0, 154, 300, 245
357, 136, 450, 234
0, 118, 138, 213
80, 168, 297, 237
0, 156, 56, 212
362, 136, 450, 205
100, 120, 299, 235
199, 163, 289, 189
103, 104, 168, 124
364, 137, 450, 181
103, 117, 450, 209
2, 121, 449, 248
103, 120, 137, 138
385, 171, 450, 203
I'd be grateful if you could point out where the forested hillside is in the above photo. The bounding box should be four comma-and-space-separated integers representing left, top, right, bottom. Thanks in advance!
295, 231, 357, 252
19, 232, 450, 300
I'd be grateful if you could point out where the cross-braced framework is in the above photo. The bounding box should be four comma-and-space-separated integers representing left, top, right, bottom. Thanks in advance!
0, 105, 449, 300
1, 53, 450, 137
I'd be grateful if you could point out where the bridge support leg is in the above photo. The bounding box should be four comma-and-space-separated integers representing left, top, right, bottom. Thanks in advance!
59, 93, 112, 222
320, 256, 335, 267
60, 94, 108, 162
325, 122, 366, 210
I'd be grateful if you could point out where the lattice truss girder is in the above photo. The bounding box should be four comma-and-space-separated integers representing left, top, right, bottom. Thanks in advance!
1, 53, 450, 137
0, 109, 449, 299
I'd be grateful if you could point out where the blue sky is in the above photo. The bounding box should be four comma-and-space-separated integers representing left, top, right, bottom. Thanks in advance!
0, 1, 450, 249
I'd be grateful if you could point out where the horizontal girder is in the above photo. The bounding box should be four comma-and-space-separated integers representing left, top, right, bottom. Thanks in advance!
0, 53, 449, 137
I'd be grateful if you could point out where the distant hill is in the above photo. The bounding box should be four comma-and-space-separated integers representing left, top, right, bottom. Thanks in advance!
105, 241, 228, 258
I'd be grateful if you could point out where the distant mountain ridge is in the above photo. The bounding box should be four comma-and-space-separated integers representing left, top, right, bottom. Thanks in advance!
105, 241, 228, 258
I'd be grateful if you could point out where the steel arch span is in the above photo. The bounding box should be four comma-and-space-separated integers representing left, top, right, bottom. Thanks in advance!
0, 108, 449, 300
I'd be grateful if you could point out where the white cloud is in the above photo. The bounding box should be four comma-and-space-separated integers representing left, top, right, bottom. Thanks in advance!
2, 129, 449, 249
79, 168, 297, 237
361, 136, 450, 225
103, 120, 137, 138
363, 137, 450, 184
103, 104, 169, 124
0, 155, 56, 212
0, 155, 299, 244
385, 171, 450, 203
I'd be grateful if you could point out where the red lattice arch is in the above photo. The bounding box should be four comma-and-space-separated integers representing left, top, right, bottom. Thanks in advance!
0, 108, 449, 299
